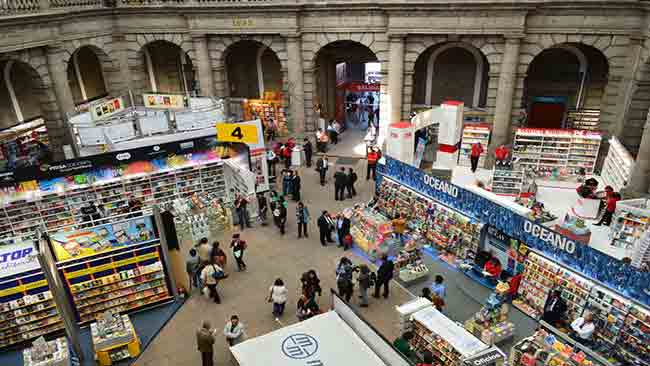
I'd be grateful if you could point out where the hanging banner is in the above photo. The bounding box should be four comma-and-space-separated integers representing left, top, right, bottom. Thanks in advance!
90, 97, 125, 121
143, 93, 187, 110
0, 240, 39, 278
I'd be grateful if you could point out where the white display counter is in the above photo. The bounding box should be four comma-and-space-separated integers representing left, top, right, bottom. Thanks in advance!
571, 196, 600, 219
231, 311, 387, 366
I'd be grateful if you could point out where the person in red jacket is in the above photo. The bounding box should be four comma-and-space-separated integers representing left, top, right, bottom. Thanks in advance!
470, 142, 483, 173
483, 257, 502, 284
595, 192, 620, 226
495, 144, 509, 166
366, 146, 380, 181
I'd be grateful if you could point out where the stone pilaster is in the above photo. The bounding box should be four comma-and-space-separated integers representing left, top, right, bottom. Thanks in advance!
285, 35, 305, 133
625, 110, 650, 195
384, 35, 405, 140
613, 36, 644, 138
111, 33, 134, 99
488, 35, 522, 166
192, 35, 214, 97
46, 43, 75, 153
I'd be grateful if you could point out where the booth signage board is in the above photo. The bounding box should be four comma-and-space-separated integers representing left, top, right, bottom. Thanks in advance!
0, 136, 246, 187
463, 346, 505, 366
0, 241, 39, 278
377, 156, 650, 308
90, 97, 125, 121
49, 216, 156, 261
143, 93, 187, 110
216, 123, 259, 144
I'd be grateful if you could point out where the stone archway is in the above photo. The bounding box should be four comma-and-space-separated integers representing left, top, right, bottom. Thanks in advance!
411, 41, 490, 108
66, 46, 109, 104
523, 43, 609, 129
126, 33, 196, 99
223, 39, 283, 100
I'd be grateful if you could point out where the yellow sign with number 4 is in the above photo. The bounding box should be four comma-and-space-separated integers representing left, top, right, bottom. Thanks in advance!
216, 123, 259, 144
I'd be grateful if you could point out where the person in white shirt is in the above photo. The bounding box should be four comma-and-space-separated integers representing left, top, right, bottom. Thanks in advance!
201, 261, 224, 304
224, 315, 246, 346
570, 312, 595, 344
268, 278, 288, 320
196, 238, 212, 265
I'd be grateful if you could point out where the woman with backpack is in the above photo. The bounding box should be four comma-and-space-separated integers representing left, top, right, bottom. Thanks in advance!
268, 278, 288, 320
201, 259, 225, 304
230, 233, 247, 271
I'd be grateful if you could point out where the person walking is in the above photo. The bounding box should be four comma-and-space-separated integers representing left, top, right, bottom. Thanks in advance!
196, 237, 211, 266
541, 289, 567, 327
317, 210, 334, 246
186, 248, 199, 291
257, 192, 268, 226
303, 138, 313, 167
230, 234, 247, 271
224, 315, 246, 346
366, 146, 380, 180
470, 141, 483, 173
291, 171, 301, 201
296, 201, 310, 238
316, 155, 329, 186
334, 167, 347, 201
281, 169, 293, 197
430, 275, 447, 299
374, 254, 394, 299
300, 269, 323, 301
346, 168, 357, 198
273, 197, 288, 235
211, 241, 228, 274
268, 278, 288, 320
337, 214, 351, 249
200, 260, 223, 304
196, 321, 216, 366
234, 193, 251, 231
336, 257, 355, 302
357, 264, 371, 307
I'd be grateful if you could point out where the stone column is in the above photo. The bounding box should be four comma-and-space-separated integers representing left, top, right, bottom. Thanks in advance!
286, 35, 306, 133
388, 35, 405, 124
488, 35, 522, 166
626, 109, 650, 195
192, 35, 214, 97
110, 33, 133, 98
46, 43, 76, 150
613, 37, 643, 138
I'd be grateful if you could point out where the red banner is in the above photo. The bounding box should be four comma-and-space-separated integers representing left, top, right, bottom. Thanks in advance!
346, 82, 380, 93
438, 143, 460, 153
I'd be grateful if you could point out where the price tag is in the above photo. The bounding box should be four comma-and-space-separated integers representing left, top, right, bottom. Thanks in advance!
216, 123, 259, 144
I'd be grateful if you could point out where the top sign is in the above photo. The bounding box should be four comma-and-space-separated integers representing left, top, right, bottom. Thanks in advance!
463, 347, 506, 366
90, 97, 125, 121
143, 93, 187, 110
0, 241, 39, 278
516, 128, 601, 138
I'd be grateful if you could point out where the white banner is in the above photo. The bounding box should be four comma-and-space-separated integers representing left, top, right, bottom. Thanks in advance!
0, 241, 39, 278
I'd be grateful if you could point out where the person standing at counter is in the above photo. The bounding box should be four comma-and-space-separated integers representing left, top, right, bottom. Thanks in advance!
594, 192, 620, 227
570, 312, 595, 345
470, 141, 483, 173
541, 290, 567, 327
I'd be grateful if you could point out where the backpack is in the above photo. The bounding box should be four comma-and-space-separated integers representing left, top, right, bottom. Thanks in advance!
211, 265, 225, 280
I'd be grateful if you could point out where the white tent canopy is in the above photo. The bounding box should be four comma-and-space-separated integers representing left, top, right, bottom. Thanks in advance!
231, 311, 388, 366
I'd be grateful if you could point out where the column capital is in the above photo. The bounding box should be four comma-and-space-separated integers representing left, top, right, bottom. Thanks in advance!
282, 33, 302, 40
46, 42, 66, 54
190, 33, 208, 41
388, 33, 407, 41
504, 34, 525, 42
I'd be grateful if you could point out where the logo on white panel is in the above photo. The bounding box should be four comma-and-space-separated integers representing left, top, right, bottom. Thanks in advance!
116, 153, 131, 161
281, 333, 319, 359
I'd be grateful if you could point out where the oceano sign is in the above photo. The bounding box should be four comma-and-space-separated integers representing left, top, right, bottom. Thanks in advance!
523, 221, 576, 255
422, 174, 459, 198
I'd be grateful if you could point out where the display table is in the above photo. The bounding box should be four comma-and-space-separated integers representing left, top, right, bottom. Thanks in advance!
23, 337, 70, 366
571, 197, 600, 220
91, 314, 141, 366
464, 282, 515, 345
394, 248, 429, 283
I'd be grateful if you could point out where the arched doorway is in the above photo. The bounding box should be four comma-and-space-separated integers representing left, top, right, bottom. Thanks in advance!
314, 40, 379, 132
66, 46, 108, 104
524, 43, 609, 129
0, 60, 44, 127
143, 40, 195, 94
413, 42, 489, 108
224, 40, 282, 99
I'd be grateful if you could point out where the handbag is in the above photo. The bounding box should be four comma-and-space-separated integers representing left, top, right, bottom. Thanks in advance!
211, 265, 225, 280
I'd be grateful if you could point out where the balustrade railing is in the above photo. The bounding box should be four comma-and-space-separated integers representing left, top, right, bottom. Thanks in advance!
0, 0, 41, 15
50, 0, 102, 8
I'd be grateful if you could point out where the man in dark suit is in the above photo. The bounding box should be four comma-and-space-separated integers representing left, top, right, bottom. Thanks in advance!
317, 211, 334, 246
541, 289, 567, 326
334, 167, 347, 201
374, 254, 394, 299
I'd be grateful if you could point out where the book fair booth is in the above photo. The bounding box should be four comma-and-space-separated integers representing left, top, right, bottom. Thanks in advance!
0, 127, 260, 364
341, 156, 650, 366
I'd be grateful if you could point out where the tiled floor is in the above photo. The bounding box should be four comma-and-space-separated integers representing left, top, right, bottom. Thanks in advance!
136, 157, 414, 366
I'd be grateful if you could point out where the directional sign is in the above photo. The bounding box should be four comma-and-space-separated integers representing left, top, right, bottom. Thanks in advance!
216, 123, 259, 144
